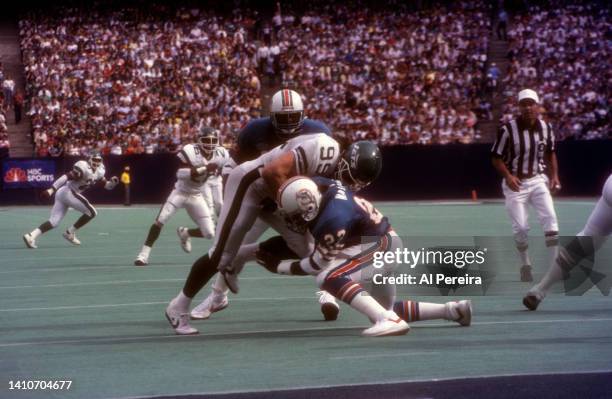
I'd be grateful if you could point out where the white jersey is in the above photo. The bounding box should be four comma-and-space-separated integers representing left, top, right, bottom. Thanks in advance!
176, 144, 231, 194
259, 133, 340, 178
66, 160, 106, 194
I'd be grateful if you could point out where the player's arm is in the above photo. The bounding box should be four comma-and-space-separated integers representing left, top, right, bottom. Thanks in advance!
261, 151, 297, 195
44, 165, 82, 197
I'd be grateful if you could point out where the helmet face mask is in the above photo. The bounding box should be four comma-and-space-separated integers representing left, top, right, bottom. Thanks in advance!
335, 141, 382, 192
270, 89, 305, 136
198, 127, 219, 154
89, 153, 103, 171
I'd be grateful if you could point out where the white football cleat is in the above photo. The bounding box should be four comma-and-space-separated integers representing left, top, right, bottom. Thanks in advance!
523, 287, 545, 311
23, 233, 37, 249
317, 291, 340, 321
165, 302, 198, 335
134, 253, 149, 266
62, 230, 81, 246
177, 226, 191, 253
446, 300, 472, 326
362, 311, 410, 337
190, 292, 229, 320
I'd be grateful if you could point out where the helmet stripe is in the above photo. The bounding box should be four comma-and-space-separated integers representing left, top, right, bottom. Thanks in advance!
282, 89, 292, 107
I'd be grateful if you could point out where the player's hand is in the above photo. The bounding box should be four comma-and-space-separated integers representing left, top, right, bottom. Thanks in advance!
505, 175, 521, 192
255, 249, 281, 273
549, 176, 561, 194
111, 176, 119, 184
206, 163, 218, 173
41, 188, 54, 199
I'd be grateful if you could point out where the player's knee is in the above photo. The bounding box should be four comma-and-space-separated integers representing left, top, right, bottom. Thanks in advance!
90, 208, 98, 218
48, 217, 60, 228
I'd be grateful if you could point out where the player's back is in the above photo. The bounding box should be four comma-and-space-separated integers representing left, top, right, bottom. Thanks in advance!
236, 117, 331, 164
312, 178, 391, 248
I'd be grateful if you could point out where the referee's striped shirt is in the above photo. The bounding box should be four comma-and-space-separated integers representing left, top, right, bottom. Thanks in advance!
491, 118, 555, 179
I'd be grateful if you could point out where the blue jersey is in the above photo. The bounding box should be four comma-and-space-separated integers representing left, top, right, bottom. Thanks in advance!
310, 177, 391, 253
235, 118, 331, 164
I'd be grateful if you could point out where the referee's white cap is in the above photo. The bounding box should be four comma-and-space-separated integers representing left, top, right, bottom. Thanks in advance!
518, 89, 539, 104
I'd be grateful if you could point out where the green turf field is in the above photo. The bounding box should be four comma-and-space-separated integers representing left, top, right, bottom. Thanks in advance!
0, 201, 610, 399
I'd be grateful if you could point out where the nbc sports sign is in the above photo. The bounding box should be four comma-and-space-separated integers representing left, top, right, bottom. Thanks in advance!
2, 160, 55, 189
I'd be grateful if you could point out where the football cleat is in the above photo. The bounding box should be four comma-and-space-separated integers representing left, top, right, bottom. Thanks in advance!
177, 226, 192, 253
62, 230, 81, 246
317, 291, 340, 321
520, 265, 533, 282
165, 302, 198, 335
446, 300, 472, 326
134, 253, 149, 266
523, 288, 545, 311
362, 311, 410, 337
23, 233, 37, 249
190, 292, 229, 320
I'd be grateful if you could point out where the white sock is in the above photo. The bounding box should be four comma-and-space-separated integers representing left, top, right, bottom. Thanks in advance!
30, 228, 42, 239
394, 300, 449, 322
516, 245, 531, 266
418, 302, 449, 321
140, 245, 151, 257
349, 292, 388, 322
68, 226, 76, 234
172, 291, 192, 313
211, 274, 229, 298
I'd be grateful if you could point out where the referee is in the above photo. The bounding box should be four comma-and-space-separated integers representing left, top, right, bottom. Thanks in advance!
491, 89, 561, 282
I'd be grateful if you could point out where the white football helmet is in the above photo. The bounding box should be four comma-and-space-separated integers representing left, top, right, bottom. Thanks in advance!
270, 89, 304, 135
197, 126, 219, 155
277, 176, 321, 233
88, 152, 103, 171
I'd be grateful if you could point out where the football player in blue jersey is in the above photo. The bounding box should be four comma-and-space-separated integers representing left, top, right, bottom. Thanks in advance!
255, 175, 473, 337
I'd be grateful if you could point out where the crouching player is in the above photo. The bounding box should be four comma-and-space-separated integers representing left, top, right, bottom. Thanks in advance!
257, 177, 472, 337
23, 152, 118, 248
524, 173, 612, 310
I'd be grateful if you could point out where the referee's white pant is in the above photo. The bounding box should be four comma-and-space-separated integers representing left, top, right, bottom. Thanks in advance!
502, 174, 559, 244
49, 186, 97, 227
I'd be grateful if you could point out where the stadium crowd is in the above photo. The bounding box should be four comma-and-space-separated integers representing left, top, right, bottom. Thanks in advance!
500, 3, 610, 140
0, 65, 11, 157
20, 6, 262, 156
276, 1, 491, 144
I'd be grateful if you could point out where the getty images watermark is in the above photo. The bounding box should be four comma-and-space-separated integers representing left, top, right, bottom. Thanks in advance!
364, 236, 612, 296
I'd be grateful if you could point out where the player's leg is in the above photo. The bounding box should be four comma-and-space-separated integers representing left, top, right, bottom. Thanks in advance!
191, 217, 271, 320
62, 190, 98, 245
524, 175, 612, 310
179, 194, 215, 254
316, 232, 409, 336
135, 190, 184, 265
201, 182, 215, 218
178, 189, 216, 246
392, 300, 473, 326
167, 163, 263, 333
504, 182, 532, 281
211, 180, 223, 217
23, 187, 69, 248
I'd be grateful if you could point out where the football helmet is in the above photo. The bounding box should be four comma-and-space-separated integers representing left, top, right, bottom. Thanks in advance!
197, 126, 219, 154
270, 89, 304, 135
335, 141, 382, 191
277, 176, 321, 233
88, 152, 103, 171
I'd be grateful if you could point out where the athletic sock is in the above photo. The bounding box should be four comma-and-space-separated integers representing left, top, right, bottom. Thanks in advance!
73, 214, 94, 230
33, 221, 54, 237
349, 291, 388, 322
171, 291, 192, 313
211, 275, 229, 298
393, 300, 448, 322
188, 228, 204, 238
31, 228, 42, 239
515, 241, 531, 267
139, 245, 152, 257
144, 224, 162, 246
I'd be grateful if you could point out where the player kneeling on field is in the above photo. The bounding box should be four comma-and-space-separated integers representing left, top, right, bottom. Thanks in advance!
256, 177, 473, 337
23, 152, 118, 248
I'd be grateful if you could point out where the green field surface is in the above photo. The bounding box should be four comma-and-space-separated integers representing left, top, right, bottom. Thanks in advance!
0, 201, 610, 399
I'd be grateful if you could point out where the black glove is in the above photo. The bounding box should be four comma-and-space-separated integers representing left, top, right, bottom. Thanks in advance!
255, 248, 281, 274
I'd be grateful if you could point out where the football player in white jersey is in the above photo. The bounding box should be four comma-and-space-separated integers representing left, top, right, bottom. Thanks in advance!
176, 128, 231, 253
23, 152, 118, 248
134, 127, 230, 266
165, 132, 341, 334
523, 173, 612, 310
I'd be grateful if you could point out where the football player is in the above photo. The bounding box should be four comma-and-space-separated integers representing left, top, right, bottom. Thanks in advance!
190, 141, 385, 322
189, 89, 341, 321
134, 127, 230, 266
257, 177, 472, 336
523, 173, 612, 310
23, 152, 118, 248
165, 130, 343, 334
177, 127, 231, 253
